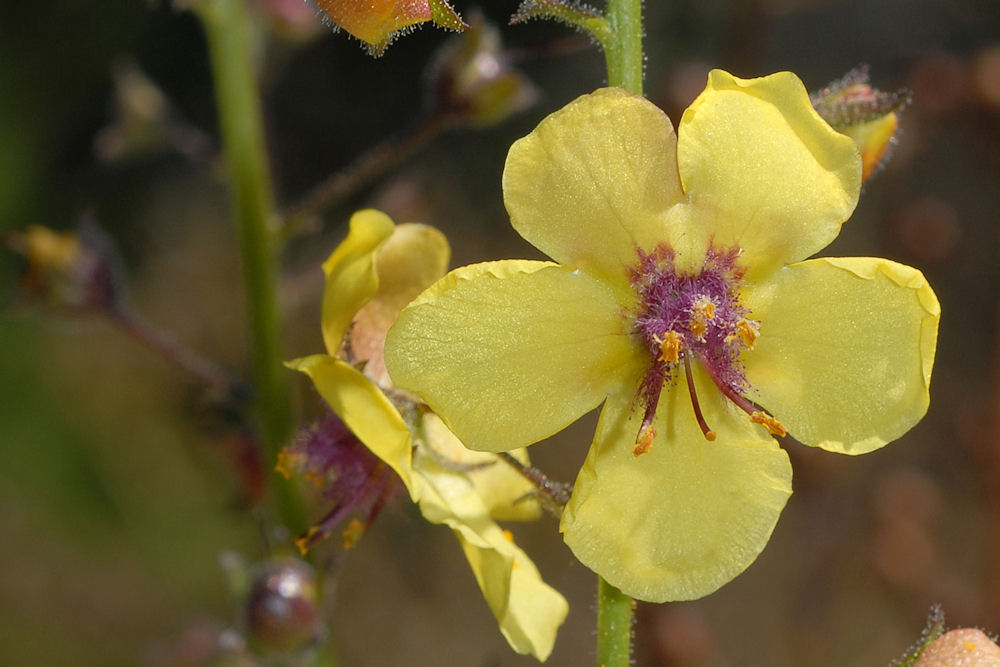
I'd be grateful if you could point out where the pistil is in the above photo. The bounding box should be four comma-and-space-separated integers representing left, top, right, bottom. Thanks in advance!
683, 353, 717, 441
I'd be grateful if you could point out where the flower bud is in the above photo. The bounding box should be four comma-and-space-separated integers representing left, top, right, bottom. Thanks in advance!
6, 222, 122, 312
312, 0, 467, 56
261, 0, 323, 43
244, 558, 322, 655
811, 65, 911, 182
914, 629, 1000, 666
426, 15, 537, 127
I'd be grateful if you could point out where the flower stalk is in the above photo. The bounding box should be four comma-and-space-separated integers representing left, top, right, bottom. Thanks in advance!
603, 0, 643, 95
195, 0, 306, 534
597, 577, 633, 667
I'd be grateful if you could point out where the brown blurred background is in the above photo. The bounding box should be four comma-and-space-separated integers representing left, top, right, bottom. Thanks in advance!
1, 0, 999, 665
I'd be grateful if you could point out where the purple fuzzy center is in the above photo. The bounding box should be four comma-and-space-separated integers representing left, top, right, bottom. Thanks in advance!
629, 243, 754, 403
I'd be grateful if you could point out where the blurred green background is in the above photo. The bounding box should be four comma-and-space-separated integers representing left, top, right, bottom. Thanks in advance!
1, 0, 999, 665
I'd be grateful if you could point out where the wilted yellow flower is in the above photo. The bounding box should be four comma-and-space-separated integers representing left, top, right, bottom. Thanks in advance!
384, 71, 940, 602
313, 0, 466, 56
7, 224, 120, 312
287, 209, 567, 660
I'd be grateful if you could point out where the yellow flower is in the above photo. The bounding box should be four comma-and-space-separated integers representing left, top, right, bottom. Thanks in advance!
287, 209, 567, 660
312, 0, 466, 56
384, 71, 941, 602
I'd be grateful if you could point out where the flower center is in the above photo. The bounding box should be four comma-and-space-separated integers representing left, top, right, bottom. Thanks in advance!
628, 244, 785, 456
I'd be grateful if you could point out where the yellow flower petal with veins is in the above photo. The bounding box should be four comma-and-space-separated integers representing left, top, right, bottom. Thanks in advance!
743, 257, 939, 455
502, 87, 685, 289
385, 71, 940, 602
678, 70, 861, 278
291, 210, 566, 658
562, 374, 792, 602
386, 260, 642, 452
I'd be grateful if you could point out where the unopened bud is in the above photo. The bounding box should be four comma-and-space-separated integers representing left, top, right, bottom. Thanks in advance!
427, 15, 537, 127
914, 629, 1000, 666
261, 0, 324, 43
245, 559, 322, 654
811, 65, 911, 182
312, 0, 467, 56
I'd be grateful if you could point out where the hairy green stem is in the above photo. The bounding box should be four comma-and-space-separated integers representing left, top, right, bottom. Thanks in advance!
597, 577, 634, 667
196, 0, 306, 534
603, 0, 644, 95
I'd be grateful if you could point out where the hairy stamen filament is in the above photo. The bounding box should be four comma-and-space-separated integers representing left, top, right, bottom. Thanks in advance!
683, 353, 717, 441
694, 350, 787, 437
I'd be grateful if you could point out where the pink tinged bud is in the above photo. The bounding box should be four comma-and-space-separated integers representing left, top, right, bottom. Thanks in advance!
427, 16, 537, 126
811, 65, 910, 182
914, 629, 1000, 666
245, 559, 322, 654
313, 0, 466, 56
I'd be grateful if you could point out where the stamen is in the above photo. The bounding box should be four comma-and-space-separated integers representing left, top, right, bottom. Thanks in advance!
655, 330, 683, 364
695, 350, 787, 438
750, 411, 787, 437
689, 296, 717, 339
633, 374, 664, 456
682, 353, 716, 441
634, 422, 655, 456
736, 318, 758, 349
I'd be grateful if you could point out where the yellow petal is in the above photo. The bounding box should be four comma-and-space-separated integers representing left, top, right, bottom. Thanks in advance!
352, 222, 450, 389
561, 366, 792, 602
421, 413, 540, 521
413, 444, 568, 660
502, 87, 685, 290
385, 260, 642, 452
841, 112, 898, 182
743, 257, 940, 455
286, 354, 415, 494
320, 209, 395, 356
677, 70, 861, 278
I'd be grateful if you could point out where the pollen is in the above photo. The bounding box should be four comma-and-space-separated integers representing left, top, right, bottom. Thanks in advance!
342, 519, 365, 549
633, 423, 655, 457
275, 450, 295, 479
689, 296, 717, 339
750, 411, 787, 437
296, 526, 321, 556
736, 319, 758, 349
655, 330, 683, 364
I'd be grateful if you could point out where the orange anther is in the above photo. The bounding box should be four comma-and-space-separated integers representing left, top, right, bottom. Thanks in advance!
633, 424, 655, 457
750, 411, 787, 437
656, 330, 683, 364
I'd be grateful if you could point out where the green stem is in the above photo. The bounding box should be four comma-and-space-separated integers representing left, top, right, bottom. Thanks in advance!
195, 0, 306, 534
597, 577, 633, 667
603, 0, 644, 95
